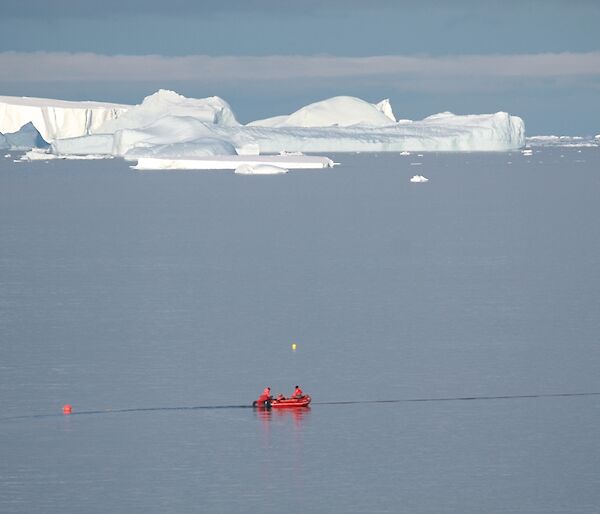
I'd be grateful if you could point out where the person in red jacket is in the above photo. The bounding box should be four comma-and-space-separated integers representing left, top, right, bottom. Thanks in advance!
258, 387, 271, 402
292, 385, 304, 398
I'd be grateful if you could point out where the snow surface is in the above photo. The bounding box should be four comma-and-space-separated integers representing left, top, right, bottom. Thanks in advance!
0, 95, 129, 142
4, 90, 525, 160
234, 164, 288, 175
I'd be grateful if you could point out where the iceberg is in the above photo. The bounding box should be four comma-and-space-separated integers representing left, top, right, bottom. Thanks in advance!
132, 155, 334, 171
51, 90, 251, 158
248, 96, 396, 128
0, 95, 129, 142
410, 175, 429, 183
1, 122, 49, 150
96, 89, 239, 134
8, 90, 525, 165
236, 110, 524, 153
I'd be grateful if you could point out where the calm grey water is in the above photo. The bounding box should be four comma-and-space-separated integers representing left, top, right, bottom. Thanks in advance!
1, 149, 599, 513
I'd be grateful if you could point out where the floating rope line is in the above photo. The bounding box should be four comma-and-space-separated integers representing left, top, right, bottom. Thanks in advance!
1, 391, 599, 422
314, 391, 600, 406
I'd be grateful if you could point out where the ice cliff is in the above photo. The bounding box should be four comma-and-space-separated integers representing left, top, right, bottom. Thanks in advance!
0, 95, 129, 143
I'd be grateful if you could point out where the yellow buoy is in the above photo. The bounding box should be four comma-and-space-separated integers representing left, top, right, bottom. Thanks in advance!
291, 343, 297, 351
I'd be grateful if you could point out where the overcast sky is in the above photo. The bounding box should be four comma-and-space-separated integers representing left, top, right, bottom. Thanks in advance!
1, 0, 599, 133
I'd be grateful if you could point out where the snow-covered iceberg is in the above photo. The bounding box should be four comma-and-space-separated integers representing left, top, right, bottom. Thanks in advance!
0, 95, 129, 142
248, 96, 396, 127
96, 89, 239, 133
235, 110, 524, 153
50, 90, 252, 158
8, 90, 525, 165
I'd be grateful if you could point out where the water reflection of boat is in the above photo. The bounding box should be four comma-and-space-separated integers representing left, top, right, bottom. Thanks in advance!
252, 395, 312, 409
256, 403, 310, 427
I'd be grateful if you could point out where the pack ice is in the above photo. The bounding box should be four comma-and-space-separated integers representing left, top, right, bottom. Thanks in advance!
2, 90, 525, 169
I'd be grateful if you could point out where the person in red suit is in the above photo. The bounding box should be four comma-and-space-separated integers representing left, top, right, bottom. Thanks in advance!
258, 387, 272, 402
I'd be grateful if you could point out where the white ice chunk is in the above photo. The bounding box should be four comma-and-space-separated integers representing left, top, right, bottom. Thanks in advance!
375, 99, 396, 122
410, 175, 429, 183
132, 154, 334, 171
527, 135, 598, 148
21, 149, 113, 160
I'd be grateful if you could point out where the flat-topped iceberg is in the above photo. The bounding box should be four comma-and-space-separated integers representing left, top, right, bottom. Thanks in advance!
0, 95, 129, 142
235, 111, 523, 153
132, 155, 334, 171
7, 90, 525, 166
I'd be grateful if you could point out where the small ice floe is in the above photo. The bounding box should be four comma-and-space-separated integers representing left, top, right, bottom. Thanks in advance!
20, 149, 55, 161
20, 149, 112, 161
4, 153, 10, 158
521, 148, 533, 156
410, 175, 429, 183
410, 162, 423, 166
235, 164, 288, 175
400, 151, 411, 156
417, 153, 424, 157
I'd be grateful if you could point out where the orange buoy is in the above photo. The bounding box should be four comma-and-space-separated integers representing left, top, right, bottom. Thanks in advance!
62, 404, 72, 415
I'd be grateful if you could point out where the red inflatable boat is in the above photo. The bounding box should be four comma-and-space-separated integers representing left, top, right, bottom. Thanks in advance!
253, 395, 311, 409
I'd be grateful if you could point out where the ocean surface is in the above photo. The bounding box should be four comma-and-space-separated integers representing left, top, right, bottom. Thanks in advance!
1, 148, 599, 513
